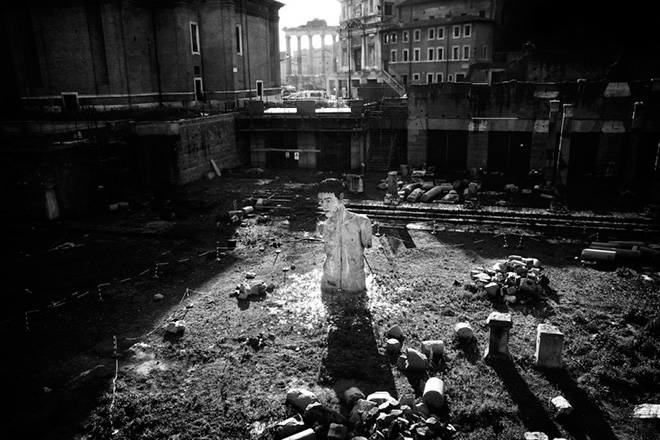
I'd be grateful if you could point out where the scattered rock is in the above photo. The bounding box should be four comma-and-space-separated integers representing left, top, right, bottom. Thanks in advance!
551, 395, 573, 417
386, 325, 404, 340
165, 320, 186, 335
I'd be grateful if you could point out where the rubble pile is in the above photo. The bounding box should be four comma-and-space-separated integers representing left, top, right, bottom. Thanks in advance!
377, 166, 480, 206
273, 386, 456, 440
469, 255, 552, 304
271, 324, 459, 440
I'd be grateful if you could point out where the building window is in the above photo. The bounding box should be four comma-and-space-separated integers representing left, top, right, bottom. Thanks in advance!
403, 31, 409, 42
448, 74, 454, 82
437, 27, 445, 39
413, 73, 420, 81
464, 24, 472, 37
427, 48, 435, 61
456, 73, 466, 82
236, 24, 243, 55
427, 73, 434, 83
452, 25, 461, 38
428, 28, 435, 40
342, 47, 348, 66
190, 22, 200, 54
436, 73, 443, 82
391, 49, 397, 62
403, 49, 409, 62
483, 45, 489, 59
413, 29, 421, 41
452, 46, 460, 60
413, 48, 420, 61
463, 45, 470, 60
437, 46, 444, 61
194, 78, 204, 101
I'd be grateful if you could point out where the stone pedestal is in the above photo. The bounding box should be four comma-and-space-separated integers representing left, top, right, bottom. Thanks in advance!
484, 312, 513, 360
535, 324, 564, 368
387, 171, 398, 195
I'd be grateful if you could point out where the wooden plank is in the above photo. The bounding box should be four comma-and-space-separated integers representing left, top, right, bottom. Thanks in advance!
210, 159, 222, 176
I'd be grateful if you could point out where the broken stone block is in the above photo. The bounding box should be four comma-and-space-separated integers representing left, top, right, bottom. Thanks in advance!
454, 322, 474, 340
343, 387, 366, 407
518, 278, 537, 294
303, 402, 348, 427
535, 324, 564, 368
413, 425, 432, 438
484, 282, 500, 296
406, 188, 425, 202
282, 427, 316, 440
327, 422, 347, 440
273, 416, 306, 439
634, 403, 660, 418
441, 190, 459, 201
403, 348, 428, 371
413, 402, 430, 418
551, 396, 573, 417
165, 320, 186, 335
367, 391, 398, 406
349, 399, 377, 424
524, 432, 549, 440
396, 354, 407, 371
398, 395, 415, 408
491, 262, 505, 272
484, 312, 513, 360
422, 377, 445, 409
387, 325, 404, 340
386, 338, 401, 355
421, 340, 444, 361
376, 411, 399, 427
154, 293, 164, 301
286, 389, 319, 414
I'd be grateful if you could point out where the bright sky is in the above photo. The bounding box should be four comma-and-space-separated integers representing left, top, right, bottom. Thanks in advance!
278, 0, 341, 50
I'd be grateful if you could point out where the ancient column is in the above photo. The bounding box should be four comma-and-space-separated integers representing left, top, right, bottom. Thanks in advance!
332, 35, 338, 73
308, 34, 314, 75
321, 33, 327, 76
286, 35, 292, 76
297, 35, 303, 76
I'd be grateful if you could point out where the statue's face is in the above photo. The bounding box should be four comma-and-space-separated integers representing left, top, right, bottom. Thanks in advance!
318, 192, 342, 218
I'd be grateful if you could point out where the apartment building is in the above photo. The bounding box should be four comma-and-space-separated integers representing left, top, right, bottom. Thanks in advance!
383, 15, 494, 86
332, 0, 501, 98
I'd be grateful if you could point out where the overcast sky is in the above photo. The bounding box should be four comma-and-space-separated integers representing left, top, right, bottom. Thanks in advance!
278, 0, 341, 50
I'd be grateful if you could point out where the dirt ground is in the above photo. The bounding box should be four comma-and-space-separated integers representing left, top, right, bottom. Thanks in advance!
2, 168, 659, 440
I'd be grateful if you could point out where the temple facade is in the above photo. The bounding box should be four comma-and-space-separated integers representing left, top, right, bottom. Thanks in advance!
282, 19, 339, 92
